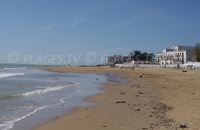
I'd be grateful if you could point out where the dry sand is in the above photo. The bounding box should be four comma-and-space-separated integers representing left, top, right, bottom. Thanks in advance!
34, 66, 200, 130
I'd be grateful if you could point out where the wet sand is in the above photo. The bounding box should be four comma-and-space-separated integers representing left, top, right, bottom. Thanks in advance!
35, 66, 200, 130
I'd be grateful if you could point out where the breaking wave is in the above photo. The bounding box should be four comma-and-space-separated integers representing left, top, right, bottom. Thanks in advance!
0, 73, 25, 78
20, 83, 78, 96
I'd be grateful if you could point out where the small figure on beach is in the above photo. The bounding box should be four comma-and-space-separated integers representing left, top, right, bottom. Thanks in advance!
140, 73, 143, 78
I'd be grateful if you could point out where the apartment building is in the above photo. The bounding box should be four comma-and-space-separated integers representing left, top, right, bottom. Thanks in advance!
156, 45, 195, 65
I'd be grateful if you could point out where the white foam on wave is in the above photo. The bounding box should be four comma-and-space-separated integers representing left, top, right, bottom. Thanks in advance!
3, 67, 26, 70
0, 73, 25, 78
22, 82, 79, 96
0, 82, 81, 130
0, 106, 44, 130
59, 83, 81, 104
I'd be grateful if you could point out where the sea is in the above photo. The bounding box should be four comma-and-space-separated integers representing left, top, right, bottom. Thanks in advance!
0, 64, 124, 130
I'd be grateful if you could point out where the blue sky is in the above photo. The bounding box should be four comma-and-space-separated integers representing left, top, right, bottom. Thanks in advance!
1, 0, 200, 65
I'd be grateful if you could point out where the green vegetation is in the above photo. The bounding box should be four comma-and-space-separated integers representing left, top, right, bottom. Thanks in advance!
129, 50, 155, 61
194, 43, 200, 62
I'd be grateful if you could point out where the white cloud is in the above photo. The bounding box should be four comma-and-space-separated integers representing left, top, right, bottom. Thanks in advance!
46, 24, 59, 31
115, 11, 159, 26
70, 3, 103, 27
71, 19, 87, 27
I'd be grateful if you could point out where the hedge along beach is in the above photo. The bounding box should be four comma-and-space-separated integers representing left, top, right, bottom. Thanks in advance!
33, 66, 200, 130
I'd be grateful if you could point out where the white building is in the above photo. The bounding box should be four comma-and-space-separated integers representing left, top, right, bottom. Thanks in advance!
107, 55, 130, 65
156, 45, 195, 65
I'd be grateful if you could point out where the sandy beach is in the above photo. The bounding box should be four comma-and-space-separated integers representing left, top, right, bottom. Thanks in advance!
34, 66, 200, 130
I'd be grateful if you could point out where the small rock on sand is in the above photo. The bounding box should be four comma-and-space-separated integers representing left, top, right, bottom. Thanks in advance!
115, 101, 126, 104
135, 108, 140, 111
180, 124, 187, 128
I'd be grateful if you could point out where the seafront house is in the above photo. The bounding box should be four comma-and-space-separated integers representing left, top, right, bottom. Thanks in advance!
156, 45, 195, 65
106, 55, 130, 65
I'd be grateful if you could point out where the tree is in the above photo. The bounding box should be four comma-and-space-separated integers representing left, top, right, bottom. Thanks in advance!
129, 50, 154, 61
141, 52, 148, 61
194, 43, 200, 62
129, 50, 142, 61
148, 53, 155, 61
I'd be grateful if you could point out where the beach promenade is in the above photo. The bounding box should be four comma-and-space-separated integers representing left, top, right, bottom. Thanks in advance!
35, 66, 200, 130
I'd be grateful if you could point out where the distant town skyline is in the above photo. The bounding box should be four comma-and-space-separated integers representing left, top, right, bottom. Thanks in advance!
1, 0, 200, 65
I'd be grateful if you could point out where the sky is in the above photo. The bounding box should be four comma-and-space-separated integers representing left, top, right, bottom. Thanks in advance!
0, 0, 200, 65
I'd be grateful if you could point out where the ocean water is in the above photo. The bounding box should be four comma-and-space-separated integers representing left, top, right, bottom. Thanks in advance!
0, 64, 124, 130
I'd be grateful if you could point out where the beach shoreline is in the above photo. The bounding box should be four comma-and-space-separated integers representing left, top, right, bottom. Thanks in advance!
8, 71, 116, 130
34, 66, 200, 130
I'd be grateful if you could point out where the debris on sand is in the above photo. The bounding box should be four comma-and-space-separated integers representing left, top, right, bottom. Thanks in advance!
115, 101, 126, 104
